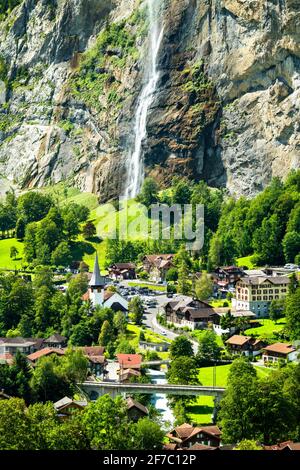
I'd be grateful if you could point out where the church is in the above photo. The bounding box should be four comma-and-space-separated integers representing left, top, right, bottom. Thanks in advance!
82, 254, 128, 312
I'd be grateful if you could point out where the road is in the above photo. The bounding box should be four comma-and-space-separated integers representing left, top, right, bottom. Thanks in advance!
119, 282, 198, 352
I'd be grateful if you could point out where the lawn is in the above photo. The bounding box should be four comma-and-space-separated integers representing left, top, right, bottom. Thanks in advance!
187, 363, 271, 425
125, 324, 171, 359
191, 329, 224, 348
128, 282, 166, 292
209, 299, 232, 308
0, 238, 25, 270
244, 318, 287, 341
236, 255, 257, 269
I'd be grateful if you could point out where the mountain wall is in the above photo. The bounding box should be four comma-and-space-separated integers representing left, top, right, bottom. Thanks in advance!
0, 0, 299, 200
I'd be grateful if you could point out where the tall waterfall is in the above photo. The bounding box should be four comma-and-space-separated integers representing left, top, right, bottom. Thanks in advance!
123, 0, 164, 200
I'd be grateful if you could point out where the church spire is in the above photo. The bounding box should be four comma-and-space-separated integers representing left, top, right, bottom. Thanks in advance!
89, 253, 105, 287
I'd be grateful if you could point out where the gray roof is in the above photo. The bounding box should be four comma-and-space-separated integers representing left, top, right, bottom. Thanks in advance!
89, 253, 106, 287
240, 276, 290, 285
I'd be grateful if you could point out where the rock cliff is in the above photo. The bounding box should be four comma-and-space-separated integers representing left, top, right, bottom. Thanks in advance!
0, 0, 299, 200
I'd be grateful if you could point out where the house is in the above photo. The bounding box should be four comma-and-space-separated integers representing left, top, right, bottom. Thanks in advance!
0, 337, 44, 357
116, 354, 142, 370
108, 263, 136, 280
126, 397, 149, 421
262, 343, 298, 364
211, 310, 256, 336
264, 441, 300, 451
213, 266, 245, 288
226, 335, 265, 357
166, 423, 222, 449
164, 296, 236, 330
27, 347, 65, 364
79, 346, 107, 377
142, 254, 175, 282
53, 396, 87, 420
43, 334, 67, 349
234, 276, 289, 317
119, 368, 141, 383
82, 254, 128, 311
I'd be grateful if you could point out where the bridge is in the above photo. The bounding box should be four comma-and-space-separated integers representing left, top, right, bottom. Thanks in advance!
79, 381, 226, 401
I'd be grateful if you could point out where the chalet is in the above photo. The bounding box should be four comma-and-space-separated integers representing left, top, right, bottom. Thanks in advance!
234, 275, 289, 317
79, 346, 107, 377
82, 254, 128, 311
108, 263, 136, 280
53, 396, 87, 420
226, 335, 265, 357
126, 397, 149, 421
264, 441, 300, 451
27, 347, 65, 364
213, 266, 245, 288
116, 354, 142, 370
142, 254, 175, 282
43, 334, 67, 349
0, 337, 44, 357
166, 423, 221, 449
119, 368, 141, 383
262, 343, 298, 364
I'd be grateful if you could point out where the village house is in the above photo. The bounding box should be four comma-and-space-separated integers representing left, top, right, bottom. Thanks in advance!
116, 354, 142, 382
262, 342, 298, 364
142, 254, 175, 282
79, 346, 107, 377
264, 441, 300, 451
213, 266, 245, 289
166, 423, 222, 449
53, 396, 87, 420
82, 254, 128, 312
108, 263, 136, 280
234, 275, 290, 317
27, 347, 65, 365
0, 337, 44, 359
226, 335, 265, 357
43, 334, 67, 349
126, 397, 149, 421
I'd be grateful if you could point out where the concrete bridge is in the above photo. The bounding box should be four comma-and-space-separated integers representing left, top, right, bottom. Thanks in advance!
79, 381, 226, 401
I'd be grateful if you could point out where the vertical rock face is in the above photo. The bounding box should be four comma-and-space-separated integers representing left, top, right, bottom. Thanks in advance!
0, 0, 299, 200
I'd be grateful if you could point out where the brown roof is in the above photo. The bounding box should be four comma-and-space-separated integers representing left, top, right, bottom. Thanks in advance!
263, 343, 296, 355
103, 291, 114, 301
264, 441, 300, 451
27, 348, 65, 362
119, 369, 141, 381
0, 353, 14, 365
44, 334, 66, 344
110, 263, 136, 270
169, 423, 221, 443
226, 335, 252, 346
126, 397, 148, 415
87, 355, 107, 364
187, 444, 218, 450
164, 443, 178, 450
81, 346, 105, 356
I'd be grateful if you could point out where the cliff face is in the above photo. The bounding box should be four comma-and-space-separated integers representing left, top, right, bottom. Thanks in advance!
0, 0, 299, 200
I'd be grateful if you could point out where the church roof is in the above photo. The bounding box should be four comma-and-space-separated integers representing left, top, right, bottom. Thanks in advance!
89, 253, 106, 287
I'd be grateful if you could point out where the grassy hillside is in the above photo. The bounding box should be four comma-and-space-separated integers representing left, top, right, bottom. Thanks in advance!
0, 238, 24, 270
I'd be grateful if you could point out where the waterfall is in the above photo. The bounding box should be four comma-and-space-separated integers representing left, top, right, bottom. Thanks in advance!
123, 0, 164, 200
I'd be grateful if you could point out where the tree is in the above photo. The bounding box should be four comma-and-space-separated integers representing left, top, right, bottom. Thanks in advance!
98, 320, 114, 347
285, 287, 300, 340
197, 331, 221, 362
132, 418, 164, 450
10, 246, 18, 260
51, 241, 72, 267
15, 217, 26, 239
30, 356, 72, 403
129, 296, 144, 325
234, 440, 262, 450
167, 356, 199, 385
83, 221, 97, 239
166, 267, 178, 282
218, 359, 258, 443
282, 231, 300, 263
220, 310, 235, 331
80, 395, 133, 450
113, 311, 127, 334
137, 177, 159, 207
0, 398, 33, 450
17, 192, 53, 224
269, 299, 285, 323
115, 338, 135, 354
169, 336, 194, 359
176, 246, 191, 295
195, 273, 213, 300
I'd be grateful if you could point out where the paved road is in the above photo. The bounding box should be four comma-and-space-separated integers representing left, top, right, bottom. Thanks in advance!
118, 282, 198, 353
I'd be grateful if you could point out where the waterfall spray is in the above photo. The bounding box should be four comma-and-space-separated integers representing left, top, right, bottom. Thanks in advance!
123, 0, 164, 200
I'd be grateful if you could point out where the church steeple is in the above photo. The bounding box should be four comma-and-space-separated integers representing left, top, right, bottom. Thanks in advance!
89, 253, 105, 289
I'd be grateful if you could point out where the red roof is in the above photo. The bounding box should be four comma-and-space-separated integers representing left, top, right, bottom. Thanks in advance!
82, 291, 90, 301
116, 354, 142, 369
27, 348, 65, 362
